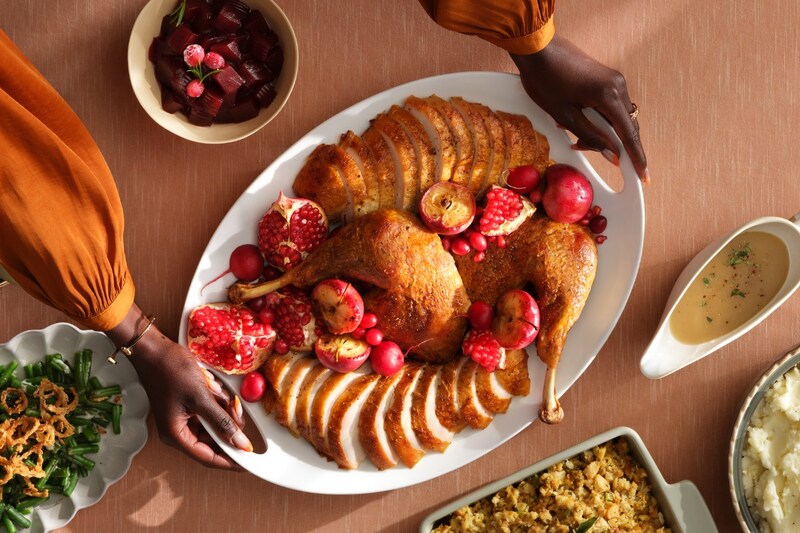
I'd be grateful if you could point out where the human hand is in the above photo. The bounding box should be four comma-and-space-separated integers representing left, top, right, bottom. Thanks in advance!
511, 34, 649, 183
106, 305, 251, 470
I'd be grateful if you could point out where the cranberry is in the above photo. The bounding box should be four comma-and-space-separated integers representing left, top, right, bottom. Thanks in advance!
589, 215, 608, 234
365, 328, 384, 347
467, 301, 494, 330
451, 238, 471, 256
360, 312, 378, 330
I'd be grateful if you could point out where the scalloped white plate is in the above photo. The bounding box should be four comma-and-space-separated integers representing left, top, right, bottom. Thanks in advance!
179, 71, 645, 494
0, 323, 150, 532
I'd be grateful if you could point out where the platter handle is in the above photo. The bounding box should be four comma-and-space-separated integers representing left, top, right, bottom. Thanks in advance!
198, 416, 271, 472
581, 107, 644, 200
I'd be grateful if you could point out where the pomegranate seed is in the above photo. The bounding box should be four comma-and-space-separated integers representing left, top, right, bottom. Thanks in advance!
496, 235, 506, 248
366, 328, 384, 346
274, 339, 289, 354
595, 235, 607, 244
469, 232, 487, 252
451, 238, 471, 256
352, 327, 367, 340
473, 251, 485, 262
578, 216, 591, 226
589, 215, 608, 234
360, 312, 378, 329
591, 205, 602, 217
258, 308, 275, 325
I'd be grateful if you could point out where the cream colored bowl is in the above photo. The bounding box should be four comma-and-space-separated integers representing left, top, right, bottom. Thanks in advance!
127, 0, 298, 143
640, 213, 800, 379
729, 344, 800, 531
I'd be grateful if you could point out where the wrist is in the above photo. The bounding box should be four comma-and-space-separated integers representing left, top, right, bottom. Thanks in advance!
104, 303, 164, 367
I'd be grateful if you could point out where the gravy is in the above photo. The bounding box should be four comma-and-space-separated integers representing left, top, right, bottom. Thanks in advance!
670, 231, 789, 344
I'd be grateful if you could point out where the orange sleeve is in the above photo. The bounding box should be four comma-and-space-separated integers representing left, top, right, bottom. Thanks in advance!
0, 30, 134, 331
418, 0, 556, 55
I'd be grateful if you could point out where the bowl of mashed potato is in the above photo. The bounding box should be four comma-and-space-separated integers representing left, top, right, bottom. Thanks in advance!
730, 345, 800, 532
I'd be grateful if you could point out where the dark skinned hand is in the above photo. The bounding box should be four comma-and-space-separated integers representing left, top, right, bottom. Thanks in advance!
511, 34, 649, 184
106, 303, 250, 470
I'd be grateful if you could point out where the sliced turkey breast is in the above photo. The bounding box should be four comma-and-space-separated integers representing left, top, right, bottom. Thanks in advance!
293, 363, 331, 441
410, 364, 453, 452
451, 97, 490, 196
475, 365, 512, 414
361, 124, 398, 211
426, 96, 473, 189
326, 374, 380, 470
496, 111, 525, 173
456, 358, 494, 429
388, 105, 436, 204
495, 349, 531, 396
404, 96, 457, 185
274, 355, 318, 436
308, 371, 363, 459
470, 102, 507, 196
358, 370, 403, 470
498, 111, 539, 172
384, 363, 425, 468
339, 131, 380, 214
371, 114, 419, 210
293, 145, 351, 222
434, 357, 467, 433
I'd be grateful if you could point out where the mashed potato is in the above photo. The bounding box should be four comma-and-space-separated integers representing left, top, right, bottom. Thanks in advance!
432, 438, 669, 533
742, 366, 800, 533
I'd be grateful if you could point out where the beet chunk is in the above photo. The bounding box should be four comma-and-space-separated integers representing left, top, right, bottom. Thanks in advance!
243, 9, 269, 34
249, 30, 278, 63
265, 47, 283, 78
167, 24, 199, 53
227, 97, 261, 122
213, 66, 246, 97
237, 60, 269, 88
212, 0, 251, 33
253, 82, 276, 108
161, 89, 185, 114
210, 38, 243, 63
189, 87, 224, 126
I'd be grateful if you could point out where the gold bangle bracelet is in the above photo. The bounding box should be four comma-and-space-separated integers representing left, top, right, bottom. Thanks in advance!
107, 315, 156, 364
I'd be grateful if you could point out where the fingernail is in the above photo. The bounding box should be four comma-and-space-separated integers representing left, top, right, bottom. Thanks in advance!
232, 431, 253, 452
641, 168, 651, 186
602, 150, 619, 166
203, 373, 223, 395
233, 396, 244, 422
570, 142, 594, 152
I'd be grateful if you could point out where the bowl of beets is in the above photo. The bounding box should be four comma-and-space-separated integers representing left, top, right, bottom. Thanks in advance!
128, 0, 298, 143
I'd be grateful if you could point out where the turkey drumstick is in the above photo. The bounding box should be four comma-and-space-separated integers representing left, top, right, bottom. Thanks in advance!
229, 209, 471, 364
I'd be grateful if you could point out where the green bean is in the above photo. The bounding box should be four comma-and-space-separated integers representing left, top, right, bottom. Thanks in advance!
4, 506, 31, 529
84, 399, 115, 414
22, 365, 34, 380
112, 404, 122, 434
1, 512, 16, 533
15, 498, 47, 512
35, 459, 58, 490
88, 376, 103, 390
0, 362, 18, 388
90, 385, 121, 399
69, 445, 100, 455
66, 454, 94, 470
81, 425, 99, 443
63, 472, 79, 497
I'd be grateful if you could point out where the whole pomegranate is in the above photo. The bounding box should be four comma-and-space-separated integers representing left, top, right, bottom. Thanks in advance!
263, 287, 320, 351
187, 303, 276, 374
258, 192, 328, 271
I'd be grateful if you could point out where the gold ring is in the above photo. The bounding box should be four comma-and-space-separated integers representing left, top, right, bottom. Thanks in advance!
629, 103, 639, 121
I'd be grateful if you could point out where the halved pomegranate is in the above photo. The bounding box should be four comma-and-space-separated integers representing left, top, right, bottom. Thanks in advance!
187, 303, 275, 374
263, 287, 319, 351
478, 186, 536, 236
257, 192, 329, 271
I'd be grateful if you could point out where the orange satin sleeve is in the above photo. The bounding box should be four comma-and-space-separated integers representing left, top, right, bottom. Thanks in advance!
418, 0, 556, 55
0, 30, 134, 331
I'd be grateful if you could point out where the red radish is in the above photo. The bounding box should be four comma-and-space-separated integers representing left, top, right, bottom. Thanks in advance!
359, 312, 378, 330
369, 341, 405, 376
201, 244, 264, 294
365, 328, 384, 346
468, 301, 494, 330
505, 165, 541, 194
258, 193, 329, 271
542, 164, 594, 223
240, 371, 266, 402
418, 181, 476, 235
187, 303, 275, 374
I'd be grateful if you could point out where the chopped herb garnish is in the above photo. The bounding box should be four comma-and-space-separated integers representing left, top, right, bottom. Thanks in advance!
572, 517, 598, 533
702, 277, 710, 287
731, 287, 746, 298
728, 243, 752, 265
170, 0, 187, 27
706, 316, 713, 322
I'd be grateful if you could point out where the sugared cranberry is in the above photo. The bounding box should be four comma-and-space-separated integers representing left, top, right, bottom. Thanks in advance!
204, 51, 226, 70
186, 79, 205, 98
183, 44, 205, 67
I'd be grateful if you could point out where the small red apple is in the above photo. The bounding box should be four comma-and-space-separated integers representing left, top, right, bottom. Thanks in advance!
491, 289, 540, 350
419, 181, 476, 235
541, 164, 594, 223
312, 279, 365, 334
314, 334, 371, 373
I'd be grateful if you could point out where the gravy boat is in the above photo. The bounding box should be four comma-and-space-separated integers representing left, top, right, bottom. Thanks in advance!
640, 213, 800, 379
